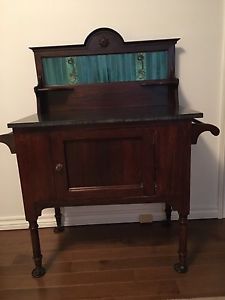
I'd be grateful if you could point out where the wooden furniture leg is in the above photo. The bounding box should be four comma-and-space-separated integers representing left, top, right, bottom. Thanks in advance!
174, 213, 188, 273
54, 207, 64, 233
29, 220, 46, 278
165, 203, 172, 225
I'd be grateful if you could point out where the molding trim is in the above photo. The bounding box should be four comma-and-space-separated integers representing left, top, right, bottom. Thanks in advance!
0, 204, 219, 231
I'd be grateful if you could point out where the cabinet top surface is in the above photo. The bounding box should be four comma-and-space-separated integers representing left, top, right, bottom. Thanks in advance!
8, 106, 203, 129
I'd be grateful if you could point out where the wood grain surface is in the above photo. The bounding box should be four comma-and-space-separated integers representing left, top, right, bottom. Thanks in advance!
0, 219, 225, 299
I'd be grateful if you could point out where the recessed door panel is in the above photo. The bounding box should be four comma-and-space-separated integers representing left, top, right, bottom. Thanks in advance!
65, 138, 142, 189
51, 127, 156, 203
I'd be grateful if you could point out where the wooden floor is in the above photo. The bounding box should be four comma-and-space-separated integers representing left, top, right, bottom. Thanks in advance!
0, 219, 225, 300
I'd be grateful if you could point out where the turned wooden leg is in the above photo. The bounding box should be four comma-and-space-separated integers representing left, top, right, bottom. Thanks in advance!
165, 203, 172, 225
29, 220, 46, 278
54, 207, 64, 233
174, 213, 188, 273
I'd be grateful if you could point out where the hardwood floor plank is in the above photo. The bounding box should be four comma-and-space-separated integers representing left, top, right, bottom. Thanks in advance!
0, 269, 134, 290
0, 279, 180, 299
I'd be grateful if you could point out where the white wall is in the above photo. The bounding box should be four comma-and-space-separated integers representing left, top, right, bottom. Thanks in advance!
0, 0, 224, 229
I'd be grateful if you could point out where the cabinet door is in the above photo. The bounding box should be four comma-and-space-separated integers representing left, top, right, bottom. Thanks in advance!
51, 127, 156, 204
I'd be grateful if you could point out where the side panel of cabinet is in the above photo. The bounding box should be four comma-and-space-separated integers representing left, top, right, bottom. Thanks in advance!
51, 127, 156, 205
154, 121, 191, 213
14, 130, 56, 220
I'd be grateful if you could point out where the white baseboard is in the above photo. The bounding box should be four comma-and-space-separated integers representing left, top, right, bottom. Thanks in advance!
0, 203, 219, 231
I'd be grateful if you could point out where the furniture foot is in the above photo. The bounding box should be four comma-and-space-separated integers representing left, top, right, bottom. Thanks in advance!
174, 213, 188, 273
54, 226, 64, 233
54, 207, 64, 233
164, 203, 172, 226
174, 262, 188, 273
32, 265, 46, 278
29, 220, 46, 278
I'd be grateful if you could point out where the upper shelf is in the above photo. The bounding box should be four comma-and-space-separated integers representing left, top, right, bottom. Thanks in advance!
35, 79, 179, 93
31, 28, 180, 115
35, 85, 75, 92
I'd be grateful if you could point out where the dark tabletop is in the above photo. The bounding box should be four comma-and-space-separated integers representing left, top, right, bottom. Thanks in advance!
8, 106, 203, 129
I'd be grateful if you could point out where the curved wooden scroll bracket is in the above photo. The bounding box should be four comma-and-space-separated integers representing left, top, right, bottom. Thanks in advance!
191, 119, 220, 145
0, 132, 16, 154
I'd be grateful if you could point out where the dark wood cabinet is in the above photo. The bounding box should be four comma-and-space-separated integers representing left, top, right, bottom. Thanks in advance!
0, 28, 219, 277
